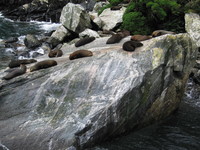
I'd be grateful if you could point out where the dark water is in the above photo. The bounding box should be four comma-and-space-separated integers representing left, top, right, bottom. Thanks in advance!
95, 80, 200, 150
0, 14, 200, 150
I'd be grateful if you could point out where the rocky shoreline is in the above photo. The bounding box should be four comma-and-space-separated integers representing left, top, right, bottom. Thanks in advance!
0, 0, 96, 22
0, 1, 200, 149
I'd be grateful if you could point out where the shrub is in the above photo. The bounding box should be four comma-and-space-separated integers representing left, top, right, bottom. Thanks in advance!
122, 11, 150, 34
122, 0, 183, 34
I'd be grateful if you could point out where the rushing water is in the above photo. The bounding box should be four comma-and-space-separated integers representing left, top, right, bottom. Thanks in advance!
0, 12, 60, 69
0, 14, 200, 150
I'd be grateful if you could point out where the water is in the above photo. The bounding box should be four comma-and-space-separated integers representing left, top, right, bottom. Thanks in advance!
95, 79, 200, 150
0, 14, 200, 150
0, 12, 60, 70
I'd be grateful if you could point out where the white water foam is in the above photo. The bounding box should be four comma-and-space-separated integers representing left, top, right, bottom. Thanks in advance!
5, 48, 15, 54
0, 143, 10, 150
0, 12, 14, 22
30, 20, 61, 32
0, 12, 3, 18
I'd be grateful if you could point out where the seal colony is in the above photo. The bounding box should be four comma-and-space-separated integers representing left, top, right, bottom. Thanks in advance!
1, 29, 176, 81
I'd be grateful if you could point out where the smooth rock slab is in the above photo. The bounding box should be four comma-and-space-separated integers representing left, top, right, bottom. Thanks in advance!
0, 34, 197, 150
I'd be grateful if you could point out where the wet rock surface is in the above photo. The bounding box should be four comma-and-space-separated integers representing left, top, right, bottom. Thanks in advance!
0, 0, 96, 22
0, 34, 197, 149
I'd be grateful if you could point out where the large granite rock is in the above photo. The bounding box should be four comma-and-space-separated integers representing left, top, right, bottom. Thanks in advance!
99, 7, 126, 31
0, 34, 197, 149
185, 13, 200, 85
60, 3, 92, 33
185, 13, 200, 47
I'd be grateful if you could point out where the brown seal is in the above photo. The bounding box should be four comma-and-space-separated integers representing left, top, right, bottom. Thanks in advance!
131, 35, 152, 41
123, 41, 143, 51
152, 30, 175, 37
75, 37, 96, 47
30, 60, 57, 72
48, 49, 63, 58
106, 30, 130, 44
69, 50, 93, 60
9, 59, 37, 68
3, 64, 27, 80
111, 6, 122, 10
106, 34, 123, 44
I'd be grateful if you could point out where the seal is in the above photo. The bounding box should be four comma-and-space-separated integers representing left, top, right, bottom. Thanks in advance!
9, 59, 37, 68
131, 35, 152, 41
111, 6, 122, 10
152, 30, 175, 37
30, 60, 57, 72
122, 41, 143, 51
106, 34, 123, 44
3, 64, 27, 80
48, 49, 63, 58
69, 50, 93, 60
75, 37, 96, 47
106, 30, 130, 44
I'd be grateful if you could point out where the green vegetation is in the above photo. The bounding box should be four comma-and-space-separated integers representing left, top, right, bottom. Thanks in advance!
98, 0, 200, 34
122, 0, 182, 34
98, 0, 123, 15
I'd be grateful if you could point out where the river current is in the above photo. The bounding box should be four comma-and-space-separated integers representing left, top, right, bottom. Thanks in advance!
0, 14, 200, 150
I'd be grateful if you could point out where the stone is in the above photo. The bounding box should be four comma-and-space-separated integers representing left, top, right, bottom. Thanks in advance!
92, 1, 109, 13
46, 37, 60, 49
99, 7, 126, 31
51, 25, 71, 42
89, 12, 103, 29
79, 29, 100, 38
24, 34, 41, 49
60, 3, 92, 33
0, 34, 197, 150
185, 13, 200, 47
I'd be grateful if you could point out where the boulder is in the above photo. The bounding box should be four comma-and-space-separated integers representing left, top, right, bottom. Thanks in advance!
89, 12, 103, 29
51, 25, 71, 42
185, 13, 200, 47
99, 7, 126, 31
60, 3, 92, 33
46, 37, 60, 49
0, 34, 197, 149
24, 34, 41, 49
79, 29, 100, 38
